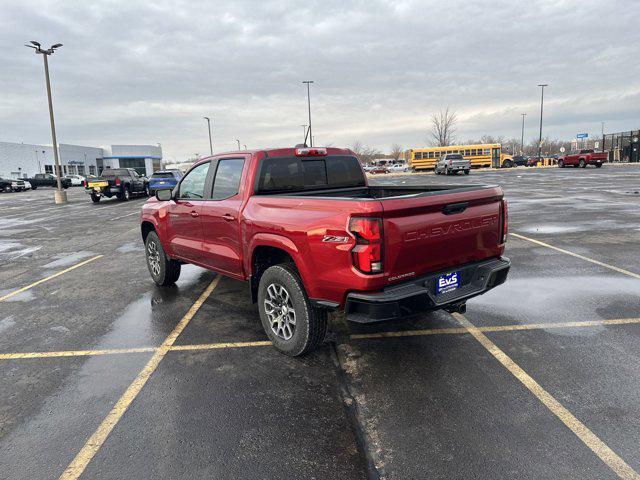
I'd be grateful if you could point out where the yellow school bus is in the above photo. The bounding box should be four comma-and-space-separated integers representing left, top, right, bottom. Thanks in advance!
409, 143, 513, 170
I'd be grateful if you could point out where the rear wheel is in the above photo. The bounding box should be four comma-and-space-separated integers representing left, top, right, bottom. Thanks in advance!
595, 163, 602, 168
145, 231, 181, 285
558, 160, 564, 168
90, 194, 101, 203
118, 187, 130, 201
31, 186, 37, 190
464, 169, 470, 175
258, 264, 327, 356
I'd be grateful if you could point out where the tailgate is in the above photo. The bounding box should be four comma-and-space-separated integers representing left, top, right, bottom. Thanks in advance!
88, 180, 109, 188
381, 186, 504, 283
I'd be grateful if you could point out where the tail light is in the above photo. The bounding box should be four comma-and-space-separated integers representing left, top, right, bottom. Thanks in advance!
115, 178, 121, 186
295, 147, 327, 157
82, 180, 86, 187
501, 199, 509, 243
449, 159, 453, 165
349, 217, 383, 274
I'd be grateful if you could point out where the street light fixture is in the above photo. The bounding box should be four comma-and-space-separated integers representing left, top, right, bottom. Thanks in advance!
302, 81, 314, 147
520, 113, 526, 155
243, 144, 247, 150
236, 139, 241, 151
203, 116, 213, 156
300, 124, 308, 145
25, 41, 66, 204
537, 84, 548, 160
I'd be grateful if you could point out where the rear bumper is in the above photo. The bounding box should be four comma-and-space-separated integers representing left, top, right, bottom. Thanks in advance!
344, 257, 510, 323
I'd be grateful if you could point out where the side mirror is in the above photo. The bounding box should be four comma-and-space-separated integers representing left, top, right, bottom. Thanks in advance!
155, 188, 173, 201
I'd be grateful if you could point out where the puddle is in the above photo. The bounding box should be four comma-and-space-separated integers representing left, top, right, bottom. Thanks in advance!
0, 316, 16, 333
0, 290, 35, 302
469, 275, 640, 335
116, 242, 144, 253
41, 251, 96, 269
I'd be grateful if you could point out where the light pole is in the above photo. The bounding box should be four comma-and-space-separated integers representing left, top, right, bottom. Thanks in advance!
26, 41, 66, 204
243, 144, 247, 150
203, 116, 213, 156
302, 81, 314, 147
301, 124, 308, 145
601, 121, 605, 152
236, 139, 241, 151
537, 84, 548, 159
520, 113, 526, 155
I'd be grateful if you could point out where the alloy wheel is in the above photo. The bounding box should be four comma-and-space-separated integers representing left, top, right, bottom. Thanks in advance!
147, 240, 161, 277
264, 283, 296, 340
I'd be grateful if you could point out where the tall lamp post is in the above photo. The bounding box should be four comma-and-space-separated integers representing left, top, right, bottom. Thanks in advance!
26, 41, 66, 204
537, 84, 548, 159
520, 113, 527, 155
203, 116, 213, 156
236, 139, 241, 151
300, 124, 308, 145
302, 81, 314, 147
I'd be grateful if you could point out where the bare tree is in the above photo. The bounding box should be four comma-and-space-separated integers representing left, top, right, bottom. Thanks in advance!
351, 141, 380, 164
390, 143, 404, 162
429, 107, 457, 146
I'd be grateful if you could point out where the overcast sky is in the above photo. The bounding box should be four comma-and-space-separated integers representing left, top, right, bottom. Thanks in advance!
1, 0, 638, 161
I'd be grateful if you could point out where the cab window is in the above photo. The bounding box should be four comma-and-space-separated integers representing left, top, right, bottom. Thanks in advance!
211, 159, 244, 200
178, 162, 210, 199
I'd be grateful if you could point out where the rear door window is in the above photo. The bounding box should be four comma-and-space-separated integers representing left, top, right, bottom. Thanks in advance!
211, 158, 245, 200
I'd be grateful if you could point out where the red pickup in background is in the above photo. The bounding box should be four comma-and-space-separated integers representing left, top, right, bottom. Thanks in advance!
558, 149, 607, 168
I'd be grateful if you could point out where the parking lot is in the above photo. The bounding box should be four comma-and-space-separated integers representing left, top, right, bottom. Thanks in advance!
2, 165, 640, 479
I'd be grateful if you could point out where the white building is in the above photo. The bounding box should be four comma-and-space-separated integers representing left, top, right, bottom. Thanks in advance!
0, 141, 162, 178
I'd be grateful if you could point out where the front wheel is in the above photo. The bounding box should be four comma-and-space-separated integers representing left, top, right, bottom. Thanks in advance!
579, 159, 586, 168
595, 163, 602, 168
464, 169, 470, 175
91, 194, 101, 203
558, 160, 564, 168
258, 264, 327, 356
31, 186, 37, 190
145, 231, 181, 285
118, 187, 130, 201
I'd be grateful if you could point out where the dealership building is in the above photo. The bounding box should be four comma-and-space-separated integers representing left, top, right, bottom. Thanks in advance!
0, 142, 162, 179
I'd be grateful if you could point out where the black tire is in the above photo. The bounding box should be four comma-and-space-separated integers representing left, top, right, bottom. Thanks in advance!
145, 231, 181, 286
258, 264, 327, 356
144, 185, 150, 197
579, 159, 586, 168
464, 169, 470, 175
558, 160, 564, 168
445, 167, 450, 176
118, 187, 130, 201
91, 194, 101, 203
503, 161, 512, 168
595, 163, 602, 168
31, 186, 37, 190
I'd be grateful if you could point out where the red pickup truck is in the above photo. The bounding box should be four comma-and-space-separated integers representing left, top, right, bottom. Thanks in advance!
558, 149, 607, 168
140, 147, 510, 355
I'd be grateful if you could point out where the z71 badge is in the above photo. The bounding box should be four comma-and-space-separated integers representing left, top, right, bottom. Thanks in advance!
322, 235, 349, 243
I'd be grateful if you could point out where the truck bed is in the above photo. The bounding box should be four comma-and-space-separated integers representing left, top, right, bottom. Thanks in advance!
267, 185, 492, 200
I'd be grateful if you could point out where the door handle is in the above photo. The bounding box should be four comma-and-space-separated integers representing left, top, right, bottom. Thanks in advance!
190, 211, 199, 218
222, 213, 236, 221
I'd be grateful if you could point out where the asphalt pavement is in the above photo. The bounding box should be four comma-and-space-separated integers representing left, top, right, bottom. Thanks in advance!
1, 164, 639, 479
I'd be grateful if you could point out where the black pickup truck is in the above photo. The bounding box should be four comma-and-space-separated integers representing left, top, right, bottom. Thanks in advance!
85, 168, 149, 203
25, 173, 71, 189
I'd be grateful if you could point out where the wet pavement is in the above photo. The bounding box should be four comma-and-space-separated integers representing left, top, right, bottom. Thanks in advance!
1, 165, 640, 479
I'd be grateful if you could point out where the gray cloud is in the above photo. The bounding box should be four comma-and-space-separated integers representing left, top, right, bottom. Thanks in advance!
1, 0, 638, 160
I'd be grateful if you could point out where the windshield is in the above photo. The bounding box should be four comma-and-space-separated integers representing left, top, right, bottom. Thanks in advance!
446, 154, 464, 160
257, 155, 365, 193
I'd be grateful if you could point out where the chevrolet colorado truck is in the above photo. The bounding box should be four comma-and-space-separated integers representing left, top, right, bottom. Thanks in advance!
85, 168, 149, 203
558, 149, 607, 168
140, 147, 510, 355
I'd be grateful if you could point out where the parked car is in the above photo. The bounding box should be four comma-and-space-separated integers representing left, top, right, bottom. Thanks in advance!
526, 156, 543, 167
558, 149, 607, 168
9, 179, 28, 191
148, 169, 183, 196
65, 174, 85, 186
387, 163, 409, 173
140, 146, 510, 356
25, 173, 71, 189
512, 155, 527, 167
435, 153, 471, 175
85, 168, 149, 203
367, 165, 388, 174
0, 177, 13, 192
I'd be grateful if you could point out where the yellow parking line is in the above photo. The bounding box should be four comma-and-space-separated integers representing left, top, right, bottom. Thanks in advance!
350, 318, 640, 340
0, 347, 154, 360
453, 312, 640, 480
510, 233, 640, 280
59, 275, 221, 480
0, 255, 103, 302
171, 340, 272, 351
1, 318, 638, 361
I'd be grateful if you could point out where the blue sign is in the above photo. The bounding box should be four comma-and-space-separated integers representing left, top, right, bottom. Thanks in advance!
577, 133, 588, 139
